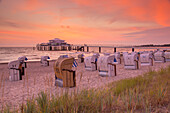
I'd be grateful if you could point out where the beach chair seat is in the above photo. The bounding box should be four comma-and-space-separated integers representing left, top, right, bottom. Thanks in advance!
18, 56, 28, 75
8, 60, 22, 81
84, 53, 99, 71
114, 52, 121, 64
123, 52, 139, 70
164, 51, 170, 62
153, 51, 165, 63
41, 56, 50, 66
140, 52, 153, 66
97, 55, 118, 77
78, 54, 84, 63
54, 57, 76, 87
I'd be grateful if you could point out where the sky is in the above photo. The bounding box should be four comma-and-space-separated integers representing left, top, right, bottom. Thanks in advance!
0, 0, 170, 47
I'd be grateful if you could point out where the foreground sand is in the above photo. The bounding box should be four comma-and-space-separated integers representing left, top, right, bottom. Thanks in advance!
0, 58, 170, 109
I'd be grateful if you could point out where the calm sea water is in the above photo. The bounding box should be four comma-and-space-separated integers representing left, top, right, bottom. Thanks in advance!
0, 47, 169, 63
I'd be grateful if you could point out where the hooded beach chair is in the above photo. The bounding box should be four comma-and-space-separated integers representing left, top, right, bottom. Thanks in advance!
41, 56, 50, 66
153, 50, 165, 63
123, 52, 139, 70
97, 55, 118, 77
114, 52, 121, 64
78, 54, 84, 63
18, 56, 28, 75
54, 57, 76, 87
8, 60, 22, 81
84, 53, 100, 71
140, 52, 153, 66
164, 50, 170, 62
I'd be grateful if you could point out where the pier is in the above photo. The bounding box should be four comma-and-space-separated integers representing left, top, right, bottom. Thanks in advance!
36, 44, 170, 52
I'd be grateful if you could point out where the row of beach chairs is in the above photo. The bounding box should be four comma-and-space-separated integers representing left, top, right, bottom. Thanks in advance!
8, 50, 170, 88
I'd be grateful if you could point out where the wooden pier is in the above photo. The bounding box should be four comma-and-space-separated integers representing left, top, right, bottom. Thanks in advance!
36, 44, 170, 52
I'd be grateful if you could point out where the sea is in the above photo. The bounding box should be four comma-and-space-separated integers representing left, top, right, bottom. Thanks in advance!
0, 46, 169, 64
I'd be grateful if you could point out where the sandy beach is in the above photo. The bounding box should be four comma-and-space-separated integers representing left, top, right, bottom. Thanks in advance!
0, 58, 170, 109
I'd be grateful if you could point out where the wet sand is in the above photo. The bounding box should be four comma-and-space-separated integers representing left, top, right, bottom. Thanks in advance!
0, 58, 170, 109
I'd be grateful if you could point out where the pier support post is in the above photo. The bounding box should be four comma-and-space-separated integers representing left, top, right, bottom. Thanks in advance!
87, 46, 89, 52
99, 47, 101, 53
132, 48, 134, 52
114, 47, 116, 52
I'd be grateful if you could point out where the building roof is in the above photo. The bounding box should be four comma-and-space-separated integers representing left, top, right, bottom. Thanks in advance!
49, 38, 65, 41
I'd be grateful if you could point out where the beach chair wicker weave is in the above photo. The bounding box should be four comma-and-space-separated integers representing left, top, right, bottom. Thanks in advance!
41, 56, 50, 66
78, 54, 84, 63
153, 51, 165, 63
114, 52, 121, 64
8, 60, 22, 81
164, 51, 170, 62
97, 55, 117, 77
54, 57, 76, 87
123, 52, 139, 70
140, 52, 153, 66
18, 56, 28, 75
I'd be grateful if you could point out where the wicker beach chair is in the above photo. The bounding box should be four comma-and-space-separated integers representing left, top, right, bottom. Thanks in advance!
97, 55, 118, 77
164, 50, 170, 62
153, 50, 165, 63
123, 52, 139, 70
84, 53, 100, 71
18, 56, 28, 75
114, 52, 121, 64
78, 54, 84, 63
8, 60, 22, 81
41, 56, 50, 66
140, 52, 153, 66
54, 57, 76, 87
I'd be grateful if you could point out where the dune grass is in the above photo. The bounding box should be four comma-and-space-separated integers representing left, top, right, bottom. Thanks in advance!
1, 66, 170, 113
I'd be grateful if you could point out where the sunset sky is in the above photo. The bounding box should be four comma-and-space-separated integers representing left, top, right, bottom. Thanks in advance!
0, 0, 170, 47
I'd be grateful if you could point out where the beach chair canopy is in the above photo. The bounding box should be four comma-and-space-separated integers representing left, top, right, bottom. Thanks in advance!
18, 56, 28, 63
8, 60, 21, 69
54, 57, 76, 87
54, 57, 74, 80
123, 52, 138, 66
93, 53, 100, 57
153, 50, 165, 62
97, 55, 117, 76
140, 52, 153, 66
140, 52, 153, 63
123, 52, 139, 69
98, 55, 115, 71
41, 56, 50, 61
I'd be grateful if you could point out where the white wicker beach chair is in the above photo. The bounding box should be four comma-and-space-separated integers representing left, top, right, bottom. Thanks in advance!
123, 52, 139, 70
18, 56, 28, 75
54, 57, 76, 87
140, 52, 153, 66
97, 55, 118, 77
114, 52, 121, 64
84, 53, 100, 71
153, 51, 165, 63
41, 56, 50, 66
78, 54, 84, 63
164, 51, 170, 62
8, 60, 22, 81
